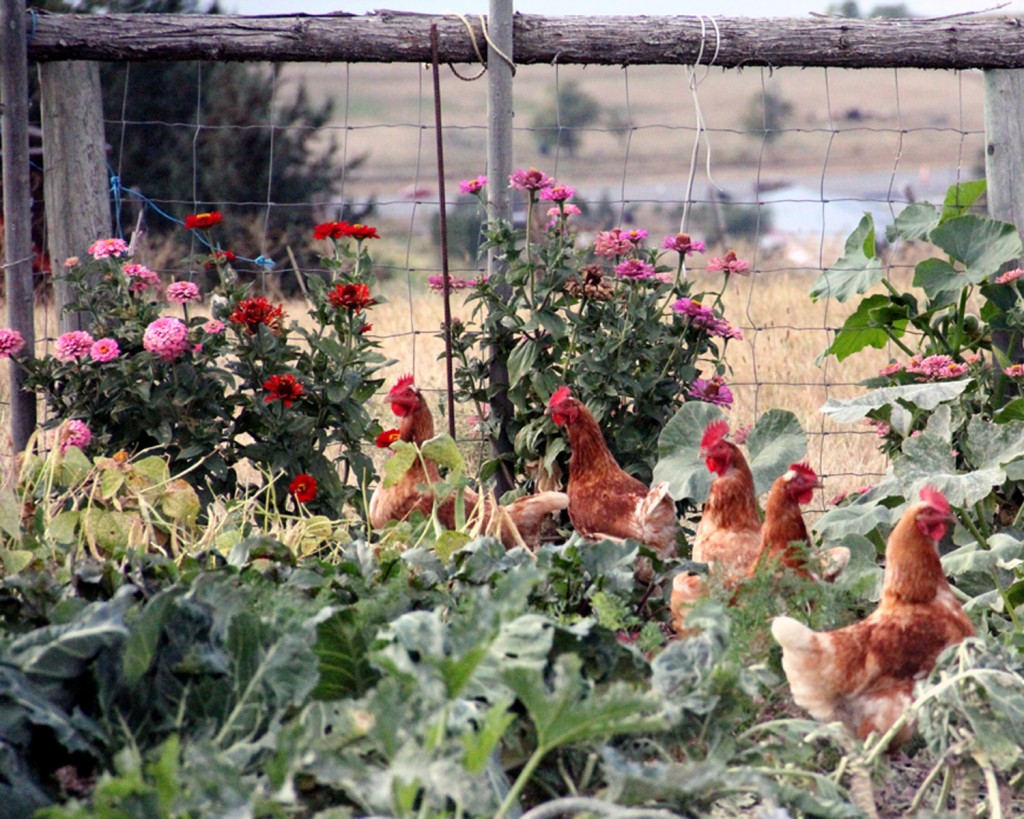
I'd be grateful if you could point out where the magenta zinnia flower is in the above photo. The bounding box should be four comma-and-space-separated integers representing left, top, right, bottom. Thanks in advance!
672, 297, 716, 324
123, 263, 160, 292
58, 419, 92, 454
90, 338, 120, 363
202, 319, 225, 335
593, 228, 634, 257
509, 167, 554, 192
55, 330, 95, 362
906, 354, 968, 380
459, 175, 487, 195
166, 281, 201, 305
688, 375, 733, 408
706, 250, 751, 276
539, 184, 575, 202
614, 258, 656, 280
0, 328, 26, 359
143, 317, 190, 363
661, 233, 706, 255
88, 238, 129, 260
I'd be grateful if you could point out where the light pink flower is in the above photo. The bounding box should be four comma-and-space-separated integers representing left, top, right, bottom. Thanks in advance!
1004, 364, 1024, 378
868, 419, 891, 437
88, 238, 129, 260
459, 175, 487, 195
614, 259, 656, 280
58, 419, 92, 454
661, 233, 706, 255
166, 281, 201, 305
995, 268, 1024, 285
879, 362, 904, 377
907, 354, 969, 380
708, 318, 743, 340
706, 250, 751, 276
90, 338, 120, 363
623, 228, 648, 244
64, 256, 80, 268
55, 330, 95, 362
123, 264, 160, 292
539, 184, 575, 202
0, 328, 26, 359
672, 297, 717, 326
143, 317, 190, 363
509, 168, 554, 192
688, 375, 733, 408
593, 228, 634, 257
732, 424, 752, 445
203, 319, 225, 335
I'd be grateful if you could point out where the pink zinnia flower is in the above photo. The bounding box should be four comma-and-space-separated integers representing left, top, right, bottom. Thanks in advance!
593, 228, 634, 257
995, 268, 1024, 285
539, 184, 575, 202
661, 233, 706, 255
459, 175, 487, 195
672, 297, 717, 326
203, 319, 225, 335
0, 328, 26, 359
427, 274, 473, 293
879, 362, 904, 377
58, 419, 92, 454
509, 167, 554, 192
123, 264, 160, 292
88, 238, 129, 260
90, 338, 120, 363
708, 318, 743, 340
64, 256, 80, 268
688, 375, 733, 408
143, 317, 190, 363
166, 281, 201, 305
614, 258, 656, 280
907, 354, 968, 380
623, 228, 648, 244
55, 330, 95, 362
706, 250, 751, 276
1004, 364, 1024, 378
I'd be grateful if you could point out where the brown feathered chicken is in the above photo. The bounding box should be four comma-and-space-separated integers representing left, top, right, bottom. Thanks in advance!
692, 420, 762, 583
547, 386, 679, 570
755, 462, 849, 582
771, 486, 974, 747
369, 375, 567, 549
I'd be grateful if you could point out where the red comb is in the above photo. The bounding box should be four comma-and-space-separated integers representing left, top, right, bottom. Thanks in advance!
389, 373, 414, 395
920, 485, 950, 515
790, 462, 817, 480
701, 419, 729, 450
549, 385, 572, 406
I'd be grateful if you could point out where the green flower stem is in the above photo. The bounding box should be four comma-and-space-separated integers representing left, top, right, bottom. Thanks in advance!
495, 742, 547, 819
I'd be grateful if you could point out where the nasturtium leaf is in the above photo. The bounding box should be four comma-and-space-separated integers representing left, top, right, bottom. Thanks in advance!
820, 380, 971, 424
745, 409, 807, 495
887, 201, 940, 242
930, 214, 1022, 283
826, 294, 909, 361
809, 214, 884, 303
652, 402, 725, 502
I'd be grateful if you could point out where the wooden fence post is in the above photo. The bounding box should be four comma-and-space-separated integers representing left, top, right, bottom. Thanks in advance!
2, 0, 36, 454
984, 69, 1024, 374
39, 61, 111, 332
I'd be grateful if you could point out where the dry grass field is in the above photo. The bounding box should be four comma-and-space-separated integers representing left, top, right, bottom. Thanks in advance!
3, 60, 989, 510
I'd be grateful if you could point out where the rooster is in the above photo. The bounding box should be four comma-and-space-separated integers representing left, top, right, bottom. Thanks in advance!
771, 486, 974, 747
369, 375, 567, 549
547, 386, 679, 573
692, 420, 762, 583
755, 462, 849, 582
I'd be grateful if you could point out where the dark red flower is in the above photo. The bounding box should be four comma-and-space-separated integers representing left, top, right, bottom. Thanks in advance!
376, 428, 401, 448
263, 373, 304, 407
345, 223, 379, 240
328, 283, 375, 311
184, 211, 223, 230
228, 296, 285, 336
289, 473, 317, 503
314, 221, 351, 241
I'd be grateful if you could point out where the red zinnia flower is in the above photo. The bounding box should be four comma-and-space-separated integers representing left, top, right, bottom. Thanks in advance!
314, 221, 350, 240
344, 223, 379, 240
289, 473, 317, 504
205, 249, 237, 269
328, 283, 375, 311
184, 211, 224, 230
263, 373, 304, 407
228, 296, 285, 336
376, 428, 401, 448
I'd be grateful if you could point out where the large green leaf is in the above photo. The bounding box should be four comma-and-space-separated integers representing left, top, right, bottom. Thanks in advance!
810, 214, 884, 303
311, 607, 380, 701
940, 178, 987, 221
893, 432, 1005, 508
887, 201, 940, 242
745, 409, 807, 495
421, 434, 466, 475
963, 416, 1024, 471
820, 379, 972, 424
507, 339, 539, 389
930, 214, 1022, 283
826, 293, 909, 361
652, 401, 725, 502
381, 441, 418, 489
941, 534, 1024, 576
913, 257, 963, 302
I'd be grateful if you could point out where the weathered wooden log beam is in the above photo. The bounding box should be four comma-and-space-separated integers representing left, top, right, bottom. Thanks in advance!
24, 10, 1024, 69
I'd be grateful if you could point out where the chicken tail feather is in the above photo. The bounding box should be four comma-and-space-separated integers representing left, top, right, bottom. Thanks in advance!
771, 615, 817, 653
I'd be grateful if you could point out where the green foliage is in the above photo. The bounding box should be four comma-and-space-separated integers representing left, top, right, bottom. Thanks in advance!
529, 81, 603, 156
12, 222, 392, 516
444, 172, 742, 486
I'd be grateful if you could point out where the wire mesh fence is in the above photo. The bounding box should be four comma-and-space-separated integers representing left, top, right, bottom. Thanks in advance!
0, 28, 991, 509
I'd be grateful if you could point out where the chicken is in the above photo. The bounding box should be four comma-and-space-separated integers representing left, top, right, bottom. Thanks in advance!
669, 571, 709, 637
692, 420, 762, 583
755, 462, 849, 582
547, 386, 679, 572
368, 375, 567, 549
771, 486, 974, 747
